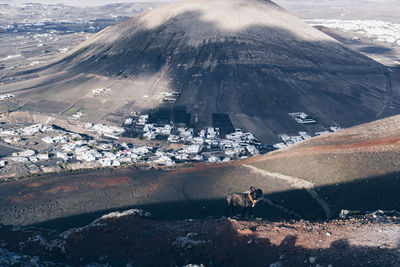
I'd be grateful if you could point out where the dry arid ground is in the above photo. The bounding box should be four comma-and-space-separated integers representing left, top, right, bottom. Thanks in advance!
248, 114, 400, 186
2, 116, 400, 226
1, 115, 400, 266
0, 210, 399, 266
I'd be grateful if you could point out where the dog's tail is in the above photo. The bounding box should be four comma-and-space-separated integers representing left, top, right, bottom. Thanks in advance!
225, 194, 233, 216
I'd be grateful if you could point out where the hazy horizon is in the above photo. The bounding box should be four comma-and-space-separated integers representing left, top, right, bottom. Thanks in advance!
1, 0, 399, 23
0, 0, 177, 6
1, 0, 399, 6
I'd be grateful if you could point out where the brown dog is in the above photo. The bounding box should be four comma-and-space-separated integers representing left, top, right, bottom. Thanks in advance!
226, 186, 264, 217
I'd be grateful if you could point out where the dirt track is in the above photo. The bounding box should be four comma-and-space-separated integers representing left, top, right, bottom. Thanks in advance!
243, 164, 331, 219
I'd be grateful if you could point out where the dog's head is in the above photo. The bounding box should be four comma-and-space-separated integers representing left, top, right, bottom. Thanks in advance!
250, 186, 264, 200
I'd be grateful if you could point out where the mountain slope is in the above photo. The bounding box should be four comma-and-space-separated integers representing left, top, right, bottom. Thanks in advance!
1, 116, 400, 227
247, 114, 400, 216
0, 0, 398, 143
250, 114, 400, 184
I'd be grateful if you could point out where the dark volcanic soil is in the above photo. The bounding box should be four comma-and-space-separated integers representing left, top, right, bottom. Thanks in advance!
1, 210, 399, 266
0, 165, 325, 230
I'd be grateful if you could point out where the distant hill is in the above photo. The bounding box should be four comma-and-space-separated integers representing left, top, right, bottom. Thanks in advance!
0, 0, 399, 145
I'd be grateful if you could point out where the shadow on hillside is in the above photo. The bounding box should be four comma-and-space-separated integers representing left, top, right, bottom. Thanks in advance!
3, 213, 399, 266
1, 167, 399, 265
360, 46, 393, 54
29, 170, 400, 232
213, 233, 400, 266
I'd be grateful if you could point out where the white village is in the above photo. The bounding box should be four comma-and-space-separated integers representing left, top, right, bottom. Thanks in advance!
0, 103, 343, 178
0, 113, 264, 178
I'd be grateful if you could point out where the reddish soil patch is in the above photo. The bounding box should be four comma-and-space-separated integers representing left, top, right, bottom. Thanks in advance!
27, 182, 43, 188
86, 177, 131, 189
9, 193, 35, 203
302, 136, 400, 152
167, 159, 251, 176
41, 177, 131, 194
251, 136, 400, 162
44, 185, 75, 194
